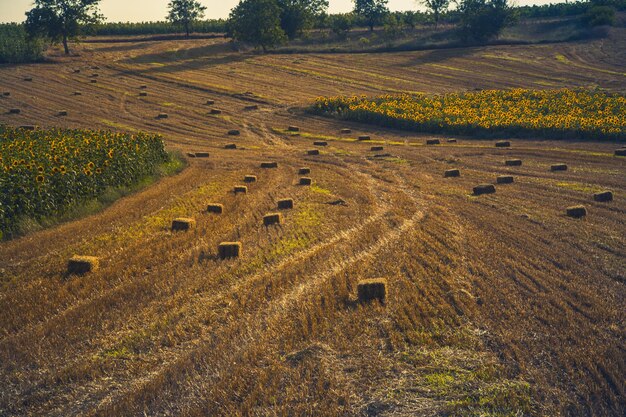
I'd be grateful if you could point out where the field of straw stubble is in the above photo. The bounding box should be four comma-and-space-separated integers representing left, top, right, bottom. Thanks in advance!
0, 29, 625, 416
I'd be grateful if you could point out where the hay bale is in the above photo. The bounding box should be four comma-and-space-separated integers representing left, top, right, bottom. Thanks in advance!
218, 242, 242, 259
90, 79, 97, 83
228, 129, 241, 136
261, 162, 278, 168
58, 110, 68, 116
615, 149, 626, 157
497, 175, 514, 184
447, 139, 457, 143
426, 139, 441, 145
91, 74, 99, 78
225, 143, 237, 149
139, 92, 147, 97
307, 149, 320, 156
207, 204, 224, 214
551, 164, 568, 172
341, 128, 351, 134
157, 113, 168, 119
244, 105, 259, 110
140, 85, 148, 89
505, 159, 522, 166
593, 191, 613, 202
187, 152, 196, 158
206, 99, 215, 105
172, 218, 196, 231
210, 109, 222, 115
373, 153, 391, 158
92, 66, 100, 70
73, 91, 82, 96
67, 255, 99, 275
358, 135, 371, 141
495, 141, 511, 148
473, 184, 496, 195
357, 278, 387, 304
263, 213, 283, 226
277, 198, 294, 209
195, 152, 210, 158
313, 141, 328, 146
299, 177, 313, 186
20, 125, 35, 131
244, 175, 257, 183
73, 69, 81, 73
444, 169, 460, 178
566, 205, 587, 218
234, 186, 248, 194
9, 108, 20, 114
371, 146, 384, 151
2, 92, 10, 96
298, 167, 311, 175
23, 77, 32, 82
287, 126, 300, 132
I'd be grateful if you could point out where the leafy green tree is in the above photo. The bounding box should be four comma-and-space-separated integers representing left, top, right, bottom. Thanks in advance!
277, 0, 329, 40
456, 0, 513, 43
25, 0, 102, 55
422, 0, 450, 28
229, 0, 287, 52
353, 0, 389, 31
167, 0, 207, 37
329, 14, 354, 39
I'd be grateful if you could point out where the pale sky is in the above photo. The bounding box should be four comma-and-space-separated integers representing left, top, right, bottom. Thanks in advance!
1, 0, 563, 23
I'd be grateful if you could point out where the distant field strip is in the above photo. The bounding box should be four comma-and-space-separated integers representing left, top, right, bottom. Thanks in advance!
313, 89, 626, 140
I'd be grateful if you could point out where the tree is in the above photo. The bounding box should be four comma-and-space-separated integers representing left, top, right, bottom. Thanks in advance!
277, 0, 329, 40
353, 0, 389, 31
329, 14, 354, 39
25, 0, 102, 55
167, 0, 207, 37
456, 0, 513, 43
422, 0, 450, 28
229, 0, 287, 52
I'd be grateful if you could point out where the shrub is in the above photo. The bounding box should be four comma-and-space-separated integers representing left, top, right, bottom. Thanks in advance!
456, 0, 514, 43
583, 6, 616, 27
330, 14, 353, 39
0, 24, 46, 63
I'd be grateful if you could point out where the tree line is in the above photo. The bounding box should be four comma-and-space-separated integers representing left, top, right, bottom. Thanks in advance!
9, 0, 626, 58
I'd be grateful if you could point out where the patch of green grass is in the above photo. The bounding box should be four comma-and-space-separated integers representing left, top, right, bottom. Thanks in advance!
446, 380, 533, 416
310, 184, 332, 195
555, 181, 604, 194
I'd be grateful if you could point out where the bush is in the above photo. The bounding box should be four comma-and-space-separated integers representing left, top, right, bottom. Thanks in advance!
583, 6, 616, 26
329, 14, 353, 39
0, 24, 46, 63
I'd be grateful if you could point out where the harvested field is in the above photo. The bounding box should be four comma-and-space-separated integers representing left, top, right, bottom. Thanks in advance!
0, 30, 625, 417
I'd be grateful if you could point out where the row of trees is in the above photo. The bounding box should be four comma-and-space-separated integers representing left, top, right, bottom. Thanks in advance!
21, 0, 623, 56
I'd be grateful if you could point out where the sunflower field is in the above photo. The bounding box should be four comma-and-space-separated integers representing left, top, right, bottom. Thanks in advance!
312, 89, 626, 140
0, 126, 168, 238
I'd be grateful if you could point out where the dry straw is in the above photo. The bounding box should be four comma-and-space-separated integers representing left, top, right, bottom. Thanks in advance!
263, 213, 283, 226
73, 91, 82, 96
228, 130, 241, 136
234, 186, 248, 194
444, 169, 460, 178
244, 105, 259, 110
357, 278, 387, 304
90, 80, 97, 83
615, 149, 626, 157
67, 255, 99, 275
261, 162, 278, 168
195, 152, 210, 158
171, 218, 196, 231
140, 85, 148, 89
3, 92, 11, 96
447, 139, 457, 143
505, 159, 522, 166
551, 164, 568, 171
9, 108, 21, 114
497, 175, 514, 184
218, 242, 242, 259
313, 141, 328, 146
206, 99, 215, 105
593, 191, 613, 202
224, 143, 237, 149
207, 204, 224, 214
298, 167, 311, 175
299, 177, 313, 186
277, 198, 294, 209
496, 141, 511, 148
341, 128, 351, 134
210, 109, 222, 115
566, 206, 587, 218
307, 149, 320, 155
473, 184, 496, 195
157, 113, 168, 119
58, 110, 68, 116
358, 135, 371, 141
288, 126, 300, 132
244, 175, 257, 183
426, 139, 441, 145
24, 77, 32, 82
371, 146, 384, 151
139, 92, 147, 97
